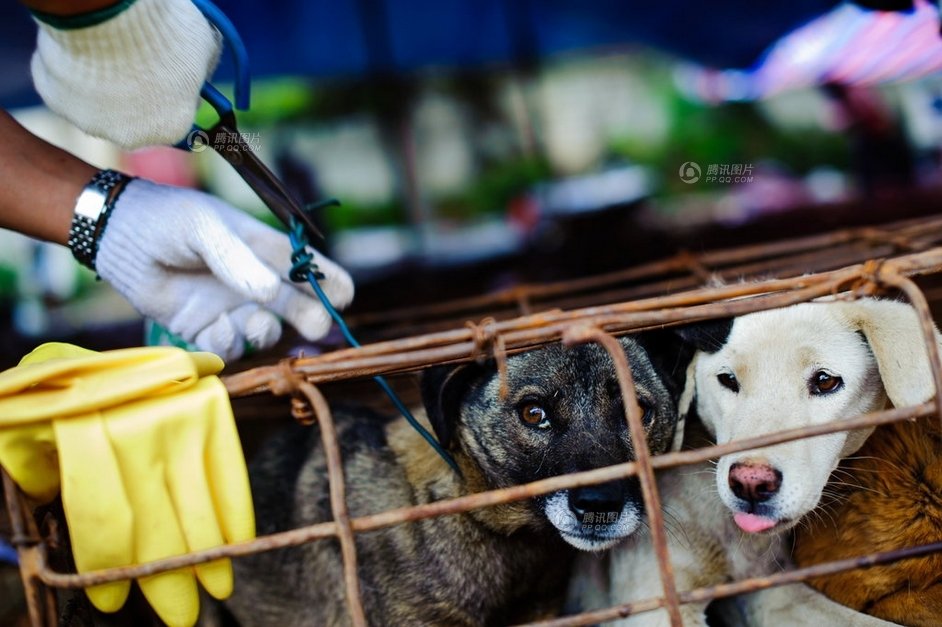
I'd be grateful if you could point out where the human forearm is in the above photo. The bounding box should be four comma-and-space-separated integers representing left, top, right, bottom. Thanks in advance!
0, 110, 97, 245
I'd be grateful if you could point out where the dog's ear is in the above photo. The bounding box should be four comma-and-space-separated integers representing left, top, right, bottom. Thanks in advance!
836, 299, 942, 408
634, 330, 701, 452
635, 329, 697, 402
420, 363, 487, 451
674, 318, 733, 353
661, 318, 732, 452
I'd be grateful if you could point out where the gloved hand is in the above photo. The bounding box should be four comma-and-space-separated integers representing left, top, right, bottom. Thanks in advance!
0, 343, 255, 627
96, 178, 354, 361
30, 0, 220, 149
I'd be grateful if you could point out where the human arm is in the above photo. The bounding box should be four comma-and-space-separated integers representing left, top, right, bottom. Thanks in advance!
0, 110, 95, 244
0, 110, 354, 361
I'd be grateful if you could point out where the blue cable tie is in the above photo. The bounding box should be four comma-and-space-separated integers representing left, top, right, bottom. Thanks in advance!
288, 218, 461, 474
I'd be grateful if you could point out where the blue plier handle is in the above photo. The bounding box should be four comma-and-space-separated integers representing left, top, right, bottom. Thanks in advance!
183, 0, 323, 240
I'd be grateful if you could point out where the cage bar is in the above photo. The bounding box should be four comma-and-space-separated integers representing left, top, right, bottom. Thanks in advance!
4, 216, 942, 626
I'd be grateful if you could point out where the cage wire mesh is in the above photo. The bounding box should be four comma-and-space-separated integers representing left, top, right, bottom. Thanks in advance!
5, 214, 942, 627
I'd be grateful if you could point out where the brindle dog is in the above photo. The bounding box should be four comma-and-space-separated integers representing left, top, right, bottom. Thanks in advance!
224, 334, 690, 626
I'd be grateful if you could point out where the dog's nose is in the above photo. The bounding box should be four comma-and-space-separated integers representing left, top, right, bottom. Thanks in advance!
568, 481, 626, 520
728, 462, 782, 503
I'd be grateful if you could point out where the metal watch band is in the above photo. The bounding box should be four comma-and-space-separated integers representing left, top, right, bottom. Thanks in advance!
67, 169, 133, 271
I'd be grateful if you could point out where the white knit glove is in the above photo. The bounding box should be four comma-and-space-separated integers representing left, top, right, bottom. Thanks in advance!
31, 0, 220, 149
96, 179, 354, 361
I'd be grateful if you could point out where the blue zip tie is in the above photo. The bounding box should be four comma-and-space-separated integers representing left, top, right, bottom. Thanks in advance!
288, 216, 461, 474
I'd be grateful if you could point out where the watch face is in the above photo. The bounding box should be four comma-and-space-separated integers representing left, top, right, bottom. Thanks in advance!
74, 187, 109, 220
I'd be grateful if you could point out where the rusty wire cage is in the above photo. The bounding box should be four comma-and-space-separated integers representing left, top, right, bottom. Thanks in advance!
5, 214, 942, 627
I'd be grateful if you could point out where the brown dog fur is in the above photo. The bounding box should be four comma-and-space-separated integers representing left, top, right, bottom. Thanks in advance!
793, 417, 942, 626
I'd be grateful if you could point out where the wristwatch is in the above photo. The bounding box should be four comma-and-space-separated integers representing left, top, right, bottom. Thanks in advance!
67, 169, 133, 271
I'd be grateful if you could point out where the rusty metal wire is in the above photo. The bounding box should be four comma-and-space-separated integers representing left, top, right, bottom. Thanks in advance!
6, 215, 942, 626
345, 215, 942, 337
223, 247, 942, 397
2, 470, 55, 627
563, 325, 683, 626
526, 540, 942, 627
298, 381, 367, 626
27, 402, 937, 590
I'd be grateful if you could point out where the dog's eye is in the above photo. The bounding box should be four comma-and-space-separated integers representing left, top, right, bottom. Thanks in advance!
717, 372, 740, 393
519, 403, 551, 429
810, 371, 843, 395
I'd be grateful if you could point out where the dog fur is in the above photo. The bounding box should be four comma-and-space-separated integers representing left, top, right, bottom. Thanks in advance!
792, 416, 942, 626
224, 334, 688, 626
595, 299, 940, 626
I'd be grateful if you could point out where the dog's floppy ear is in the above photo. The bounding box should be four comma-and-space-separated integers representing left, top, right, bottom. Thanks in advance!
635, 329, 702, 452
664, 318, 732, 451
420, 362, 487, 451
836, 299, 942, 408
674, 318, 733, 354
635, 329, 698, 402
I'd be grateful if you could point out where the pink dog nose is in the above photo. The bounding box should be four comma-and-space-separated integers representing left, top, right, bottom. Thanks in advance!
728, 462, 782, 503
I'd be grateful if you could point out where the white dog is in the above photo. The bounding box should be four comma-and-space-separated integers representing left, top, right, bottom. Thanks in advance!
583, 299, 941, 626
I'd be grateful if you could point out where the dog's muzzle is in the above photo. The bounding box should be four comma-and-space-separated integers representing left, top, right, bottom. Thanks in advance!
543, 480, 641, 551
720, 459, 795, 533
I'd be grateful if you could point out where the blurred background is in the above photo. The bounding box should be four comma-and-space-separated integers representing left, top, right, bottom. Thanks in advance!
2, 0, 942, 365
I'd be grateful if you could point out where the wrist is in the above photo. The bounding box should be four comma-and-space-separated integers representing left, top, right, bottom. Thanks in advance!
67, 170, 135, 271
47, 160, 99, 246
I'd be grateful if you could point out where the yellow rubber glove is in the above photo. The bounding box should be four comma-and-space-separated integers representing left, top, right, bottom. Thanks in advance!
0, 343, 255, 627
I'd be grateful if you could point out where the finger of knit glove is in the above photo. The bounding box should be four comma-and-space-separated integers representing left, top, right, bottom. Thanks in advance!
220, 203, 356, 339
31, 0, 221, 148
96, 179, 356, 356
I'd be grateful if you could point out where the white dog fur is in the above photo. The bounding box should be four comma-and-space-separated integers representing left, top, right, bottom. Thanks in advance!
582, 298, 941, 626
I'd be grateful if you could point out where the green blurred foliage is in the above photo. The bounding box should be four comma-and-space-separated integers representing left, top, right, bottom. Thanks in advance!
0, 266, 16, 298
435, 157, 551, 220
322, 198, 404, 231
197, 63, 854, 231
610, 96, 850, 196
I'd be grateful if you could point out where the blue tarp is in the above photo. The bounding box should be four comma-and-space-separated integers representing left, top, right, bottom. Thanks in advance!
0, 0, 844, 108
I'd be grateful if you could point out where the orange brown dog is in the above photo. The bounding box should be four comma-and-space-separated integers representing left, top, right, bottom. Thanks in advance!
793, 416, 942, 627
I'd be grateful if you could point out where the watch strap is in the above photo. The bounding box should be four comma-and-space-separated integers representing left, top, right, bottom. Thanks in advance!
67, 169, 133, 271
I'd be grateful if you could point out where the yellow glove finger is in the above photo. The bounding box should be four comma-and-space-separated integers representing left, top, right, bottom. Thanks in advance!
201, 378, 256, 546
104, 405, 199, 627
0, 423, 58, 502
190, 351, 225, 378
159, 382, 233, 600
18, 342, 97, 364
54, 415, 133, 613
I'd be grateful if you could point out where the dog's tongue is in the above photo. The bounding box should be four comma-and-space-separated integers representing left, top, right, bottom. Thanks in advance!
733, 512, 777, 533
